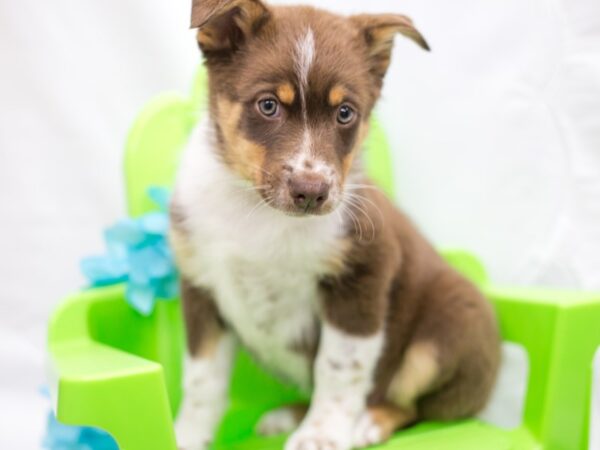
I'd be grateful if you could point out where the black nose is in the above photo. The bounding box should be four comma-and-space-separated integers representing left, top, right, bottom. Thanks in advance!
288, 176, 330, 211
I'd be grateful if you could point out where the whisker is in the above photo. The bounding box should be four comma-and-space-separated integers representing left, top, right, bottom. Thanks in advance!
334, 208, 344, 228
235, 184, 270, 193
341, 199, 363, 242
244, 195, 276, 223
345, 183, 381, 189
344, 191, 384, 232
344, 196, 374, 242
243, 198, 268, 223
344, 192, 381, 242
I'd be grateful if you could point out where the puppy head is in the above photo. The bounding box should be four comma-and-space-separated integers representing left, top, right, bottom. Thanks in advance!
192, 0, 428, 216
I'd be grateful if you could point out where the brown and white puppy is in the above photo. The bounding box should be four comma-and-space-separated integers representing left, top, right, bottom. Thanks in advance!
170, 1, 500, 449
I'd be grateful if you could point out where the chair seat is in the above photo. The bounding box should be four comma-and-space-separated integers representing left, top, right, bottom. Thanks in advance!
218, 421, 536, 450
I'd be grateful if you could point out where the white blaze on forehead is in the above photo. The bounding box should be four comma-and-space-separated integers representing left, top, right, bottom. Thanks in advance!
294, 27, 315, 93
291, 30, 337, 185
300, 129, 312, 159
290, 129, 313, 172
294, 31, 316, 174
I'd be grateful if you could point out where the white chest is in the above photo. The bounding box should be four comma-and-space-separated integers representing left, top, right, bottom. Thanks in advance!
201, 246, 320, 389
175, 123, 345, 389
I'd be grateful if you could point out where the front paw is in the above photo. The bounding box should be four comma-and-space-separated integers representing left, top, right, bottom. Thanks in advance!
175, 416, 212, 450
352, 410, 386, 448
256, 406, 306, 436
285, 435, 345, 450
285, 422, 352, 450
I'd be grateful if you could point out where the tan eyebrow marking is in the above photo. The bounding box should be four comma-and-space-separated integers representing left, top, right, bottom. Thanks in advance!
328, 85, 347, 106
277, 83, 296, 105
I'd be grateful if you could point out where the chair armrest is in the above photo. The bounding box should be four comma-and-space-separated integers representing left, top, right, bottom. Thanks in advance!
48, 287, 178, 450
483, 284, 600, 450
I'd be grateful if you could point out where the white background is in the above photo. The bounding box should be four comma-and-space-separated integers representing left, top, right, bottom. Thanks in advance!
1, 0, 599, 448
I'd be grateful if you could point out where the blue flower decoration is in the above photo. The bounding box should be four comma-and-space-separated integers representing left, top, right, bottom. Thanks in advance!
40, 387, 118, 450
80, 187, 178, 316
43, 412, 119, 450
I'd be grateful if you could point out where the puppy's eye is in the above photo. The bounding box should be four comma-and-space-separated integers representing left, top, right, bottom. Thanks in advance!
257, 98, 280, 118
337, 104, 355, 125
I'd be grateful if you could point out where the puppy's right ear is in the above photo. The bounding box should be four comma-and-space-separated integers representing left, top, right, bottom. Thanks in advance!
191, 0, 271, 55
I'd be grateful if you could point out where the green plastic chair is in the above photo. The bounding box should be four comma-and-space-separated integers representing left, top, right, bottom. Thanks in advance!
47, 68, 600, 450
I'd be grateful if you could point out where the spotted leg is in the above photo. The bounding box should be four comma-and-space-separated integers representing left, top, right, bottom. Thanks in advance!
174, 280, 235, 450
285, 324, 384, 450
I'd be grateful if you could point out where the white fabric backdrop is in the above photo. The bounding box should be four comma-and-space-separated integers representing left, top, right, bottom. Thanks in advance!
1, 0, 599, 448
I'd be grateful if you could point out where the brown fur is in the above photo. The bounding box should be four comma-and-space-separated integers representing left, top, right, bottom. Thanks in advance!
282, 403, 309, 424
364, 403, 417, 441
177, 0, 500, 441
179, 278, 225, 357
216, 95, 267, 184
318, 185, 500, 420
171, 198, 226, 357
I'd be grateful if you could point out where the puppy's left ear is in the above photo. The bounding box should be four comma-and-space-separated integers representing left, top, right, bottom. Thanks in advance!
351, 14, 429, 79
191, 0, 271, 55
